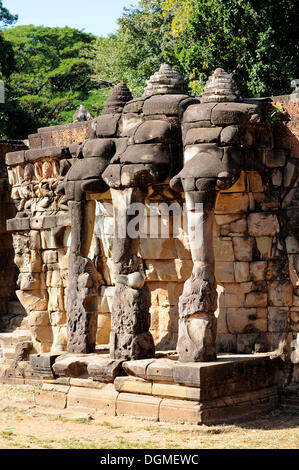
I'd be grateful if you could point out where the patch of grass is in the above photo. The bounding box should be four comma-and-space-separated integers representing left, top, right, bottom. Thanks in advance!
2, 431, 15, 440
73, 418, 92, 425
97, 420, 121, 429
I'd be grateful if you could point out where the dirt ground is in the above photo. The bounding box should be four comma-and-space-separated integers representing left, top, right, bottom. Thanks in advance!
0, 383, 298, 449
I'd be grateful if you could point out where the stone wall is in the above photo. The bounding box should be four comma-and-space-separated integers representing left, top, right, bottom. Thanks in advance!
4, 92, 298, 380
0, 140, 27, 330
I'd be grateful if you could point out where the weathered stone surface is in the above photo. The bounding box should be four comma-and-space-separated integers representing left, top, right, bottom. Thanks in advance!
52, 353, 101, 377
117, 392, 161, 421
184, 127, 221, 145
25, 146, 69, 162
232, 237, 255, 261
102, 83, 133, 115
96, 114, 120, 137
201, 68, 242, 103
122, 358, 156, 379
111, 283, 155, 360
182, 103, 216, 123
82, 139, 115, 158
87, 358, 124, 383
268, 281, 293, 307
220, 126, 254, 146
226, 308, 267, 334
215, 262, 235, 282
268, 307, 288, 332
119, 143, 170, 164
143, 64, 188, 97
211, 102, 261, 126
68, 384, 118, 415
234, 262, 250, 282
29, 353, 60, 377
7, 217, 30, 232
250, 261, 268, 281
114, 376, 152, 395
248, 213, 279, 237
5, 150, 25, 166
134, 120, 175, 144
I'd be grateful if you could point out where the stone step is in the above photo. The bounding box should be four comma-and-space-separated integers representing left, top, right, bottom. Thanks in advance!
0, 332, 14, 347
11, 329, 31, 343
0, 330, 31, 346
2, 347, 16, 360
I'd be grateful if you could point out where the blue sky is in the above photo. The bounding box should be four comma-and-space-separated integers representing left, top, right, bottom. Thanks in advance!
4, 0, 139, 36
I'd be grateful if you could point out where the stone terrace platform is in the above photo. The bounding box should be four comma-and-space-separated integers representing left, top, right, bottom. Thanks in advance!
33, 352, 281, 425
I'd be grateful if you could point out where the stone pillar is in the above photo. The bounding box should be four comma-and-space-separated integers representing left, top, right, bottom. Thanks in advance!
110, 188, 155, 360
67, 199, 98, 353
170, 68, 250, 362
177, 180, 218, 361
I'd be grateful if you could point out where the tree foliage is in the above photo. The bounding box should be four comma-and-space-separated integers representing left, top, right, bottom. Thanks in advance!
0, 1, 17, 78
89, 0, 178, 96
161, 0, 299, 97
1, 25, 108, 138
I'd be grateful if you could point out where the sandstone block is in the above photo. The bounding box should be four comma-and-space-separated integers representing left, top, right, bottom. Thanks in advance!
250, 261, 267, 281
122, 359, 156, 379
268, 307, 289, 332
256, 237, 272, 260
182, 103, 215, 123
16, 289, 48, 313
248, 213, 279, 237
213, 238, 235, 261
96, 313, 111, 344
149, 305, 178, 333
286, 236, 299, 254
232, 237, 254, 261
184, 127, 221, 145
96, 114, 120, 137
146, 359, 175, 382
68, 384, 118, 415
268, 281, 293, 307
152, 382, 202, 401
159, 398, 202, 424
133, 120, 175, 144
216, 333, 237, 353
234, 262, 250, 282
263, 149, 287, 168
143, 94, 189, 116
29, 311, 50, 327
7, 217, 30, 232
35, 389, 67, 409
119, 113, 143, 137
148, 282, 184, 307
215, 262, 235, 282
87, 358, 124, 383
117, 392, 161, 421
216, 193, 249, 213
114, 376, 152, 395
244, 292, 268, 307
5, 150, 26, 166
220, 172, 247, 194
50, 311, 67, 326
139, 238, 177, 259
227, 308, 267, 334
211, 102, 261, 125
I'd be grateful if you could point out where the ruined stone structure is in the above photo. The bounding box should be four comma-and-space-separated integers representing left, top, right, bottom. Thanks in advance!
0, 65, 298, 424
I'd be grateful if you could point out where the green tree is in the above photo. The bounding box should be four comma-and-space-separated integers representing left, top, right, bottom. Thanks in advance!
162, 0, 299, 97
0, 1, 17, 79
89, 0, 179, 96
1, 25, 107, 138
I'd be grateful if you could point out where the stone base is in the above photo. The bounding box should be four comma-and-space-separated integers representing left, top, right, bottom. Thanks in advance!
280, 385, 299, 410
32, 352, 282, 425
